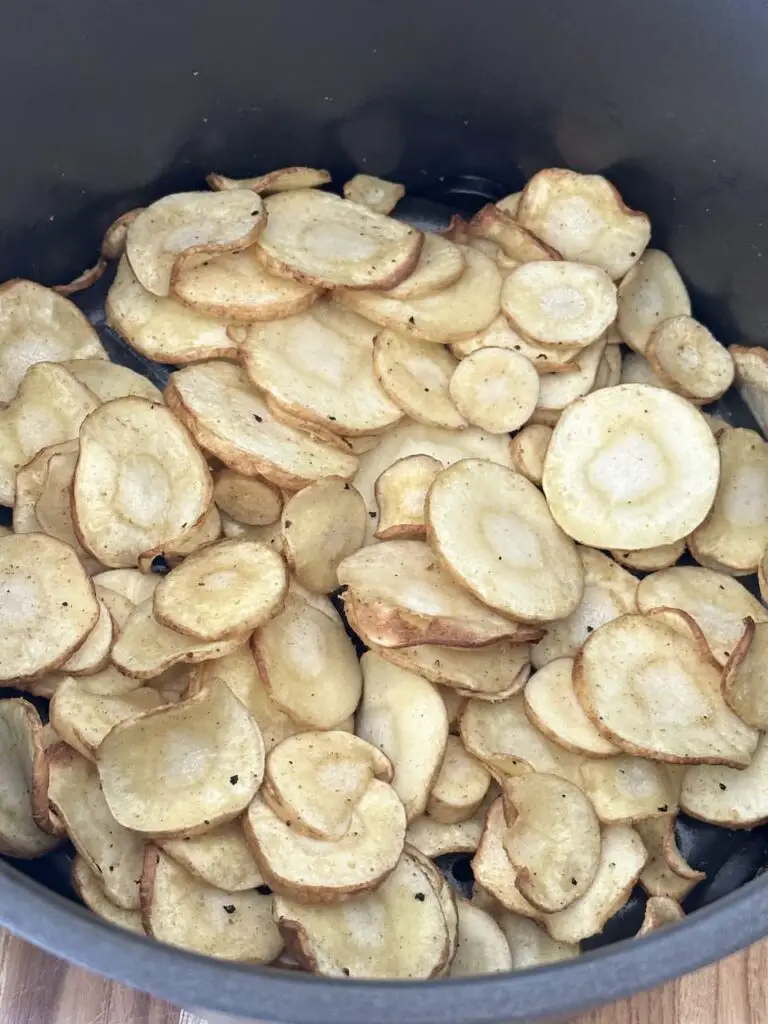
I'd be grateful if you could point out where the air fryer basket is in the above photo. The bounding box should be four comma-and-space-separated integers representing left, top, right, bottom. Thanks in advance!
2, 0, 768, 1019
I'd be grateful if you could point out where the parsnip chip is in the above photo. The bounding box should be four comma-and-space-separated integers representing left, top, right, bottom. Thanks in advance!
469, 205, 559, 263
213, 469, 282, 527
165, 361, 358, 489
98, 679, 264, 837
498, 912, 579, 968
638, 896, 685, 936
256, 189, 422, 289
59, 661, 142, 696
543, 825, 647, 944
723, 619, 768, 727
450, 901, 513, 976
610, 541, 686, 573
406, 810, 484, 858
636, 816, 705, 901
357, 652, 448, 822
264, 731, 393, 839
531, 548, 638, 670
581, 757, 679, 824
374, 454, 443, 540
59, 597, 113, 675
426, 735, 491, 824
101, 208, 144, 261
470, 798, 543, 919
141, 846, 282, 962
207, 167, 331, 194
159, 820, 265, 891
272, 847, 449, 977
106, 257, 239, 363
0, 534, 99, 682
517, 169, 650, 279
262, 393, 360, 453
509, 424, 552, 486
336, 247, 502, 344
681, 732, 768, 828
729, 345, 768, 433
384, 234, 465, 300
126, 190, 265, 297
619, 350, 669, 389
460, 694, 585, 786
574, 613, 758, 766
534, 338, 606, 414
646, 316, 734, 402
0, 280, 107, 403
617, 250, 691, 354
502, 773, 600, 912
635, 566, 768, 664
591, 343, 622, 391
0, 362, 98, 505
448, 348, 539, 433
426, 460, 583, 624
49, 679, 162, 760
452, 315, 583, 374
0, 699, 60, 857
439, 686, 468, 731
171, 246, 320, 322
343, 174, 405, 215
373, 330, 467, 429
72, 856, 144, 934
92, 567, 160, 606
245, 782, 405, 902
63, 358, 162, 403
542, 384, 720, 549
136, 502, 222, 573
689, 427, 768, 575
54, 257, 108, 297
524, 658, 618, 757
338, 540, 530, 648
501, 261, 616, 348
47, 744, 145, 908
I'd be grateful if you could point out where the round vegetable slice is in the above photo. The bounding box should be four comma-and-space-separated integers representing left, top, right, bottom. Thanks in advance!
373, 330, 467, 429
574, 613, 758, 766
646, 315, 734, 402
636, 816, 705, 901
0, 699, 60, 857
343, 174, 405, 215
374, 454, 443, 540
637, 896, 685, 936
159, 821, 265, 892
426, 735, 491, 824
384, 234, 465, 300
580, 757, 679, 825
426, 459, 583, 624
207, 166, 331, 194
126, 190, 265, 297
680, 733, 768, 828
501, 261, 617, 347
256, 189, 422, 289
470, 798, 543, 919
213, 469, 282, 527
524, 658, 618, 757
509, 424, 553, 486
498, 912, 579, 969
450, 901, 513, 977
452, 315, 582, 374
617, 249, 691, 354
72, 856, 144, 934
448, 348, 539, 433
722, 619, 768, 727
542, 384, 720, 549
98, 679, 265, 837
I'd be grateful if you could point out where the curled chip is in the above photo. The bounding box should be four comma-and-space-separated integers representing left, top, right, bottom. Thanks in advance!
450, 901, 513, 976
730, 344, 768, 433
468, 204, 559, 263
384, 234, 465, 300
98, 679, 265, 837
574, 613, 758, 766
406, 808, 485, 859
256, 189, 422, 289
617, 249, 690, 354
426, 459, 583, 623
72, 856, 143, 934
59, 597, 113, 675
471, 799, 543, 919
637, 896, 685, 936
373, 330, 467, 430
73, 396, 212, 568
646, 315, 734, 403
542, 384, 720, 549
449, 347, 540, 433
126, 189, 266, 297
0, 279, 106, 403
524, 658, 618, 757
137, 502, 222, 572
426, 736, 491, 824
580, 756, 679, 824
723, 619, 768, 728
207, 166, 331, 194
517, 168, 650, 279
374, 454, 443, 540
101, 208, 143, 261
343, 174, 405, 215
159, 820, 265, 892
0, 699, 60, 857
636, 816, 705, 901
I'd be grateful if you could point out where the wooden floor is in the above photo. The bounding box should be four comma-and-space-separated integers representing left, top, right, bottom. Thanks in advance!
0, 928, 765, 1023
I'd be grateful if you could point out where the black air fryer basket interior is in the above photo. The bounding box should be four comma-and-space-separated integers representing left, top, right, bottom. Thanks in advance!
2, 0, 768, 1020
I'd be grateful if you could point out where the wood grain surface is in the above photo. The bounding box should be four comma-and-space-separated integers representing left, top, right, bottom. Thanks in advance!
0, 928, 765, 1024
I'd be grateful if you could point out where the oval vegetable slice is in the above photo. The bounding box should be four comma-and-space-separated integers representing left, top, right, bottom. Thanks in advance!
384, 234, 465, 300
680, 733, 768, 828
617, 249, 690, 354
509, 424, 553, 486
646, 315, 734, 403
159, 821, 265, 892
373, 330, 467, 429
72, 856, 144, 934
581, 757, 679, 824
524, 658, 618, 757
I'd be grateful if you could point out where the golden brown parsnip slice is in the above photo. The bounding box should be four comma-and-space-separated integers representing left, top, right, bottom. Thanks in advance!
524, 658, 619, 757
722, 619, 768, 727
374, 454, 443, 540
207, 167, 331, 194
637, 896, 685, 936
0, 699, 60, 857
49, 679, 162, 760
617, 250, 691, 354
610, 541, 686, 573
384, 234, 465, 300
636, 816, 705, 901
373, 640, 532, 700
373, 330, 467, 429
343, 174, 405, 214
470, 798, 543, 919
581, 757, 679, 824
426, 736, 491, 824
213, 469, 282, 527
159, 820, 264, 892
498, 912, 579, 968
680, 732, 768, 828
72, 856, 144, 934
449, 348, 539, 432
450, 900, 513, 976
646, 315, 734, 402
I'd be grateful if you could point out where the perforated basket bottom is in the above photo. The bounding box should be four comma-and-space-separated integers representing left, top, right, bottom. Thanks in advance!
4, 176, 767, 954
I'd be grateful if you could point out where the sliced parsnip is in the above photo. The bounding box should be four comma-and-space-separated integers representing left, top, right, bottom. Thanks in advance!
517, 169, 650, 279
646, 316, 734, 402
406, 809, 484, 858
343, 174, 405, 214
374, 454, 443, 540
581, 757, 679, 824
159, 820, 264, 891
336, 247, 502, 344
468, 204, 559, 263
617, 250, 691, 354
256, 189, 421, 289
509, 424, 552, 486
635, 566, 768, 664
531, 548, 638, 670
591, 343, 622, 391
543, 825, 647, 943
723, 619, 768, 727
106, 257, 239, 363
373, 330, 467, 429
242, 305, 403, 436
638, 896, 685, 936
542, 384, 720, 549
126, 190, 265, 297
141, 847, 282, 962
47, 744, 145, 909
448, 347, 539, 433
136, 501, 222, 573
384, 234, 465, 300
535, 338, 606, 413
610, 541, 686, 573
281, 478, 367, 593
426, 736, 491, 824
63, 359, 162, 403
213, 469, 282, 527
98, 679, 265, 837
357, 652, 448, 822
272, 847, 449, 978
338, 540, 531, 648
450, 901, 513, 977
73, 396, 212, 568
619, 350, 669, 389
374, 640, 532, 701
501, 261, 617, 348
439, 686, 468, 731
207, 167, 331, 194
72, 856, 144, 934
59, 598, 113, 676
92, 568, 160, 607
524, 658, 618, 757
498, 912, 579, 969
427, 459, 583, 624
49, 679, 162, 760
470, 798, 543, 919
0, 534, 99, 682
262, 392, 360, 453
452, 315, 582, 374
730, 345, 768, 434
165, 361, 358, 490
680, 733, 768, 828
0, 279, 106, 404
245, 782, 405, 902
688, 427, 768, 575
636, 816, 705, 901
0, 699, 60, 857
59, 662, 142, 697
574, 613, 758, 766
